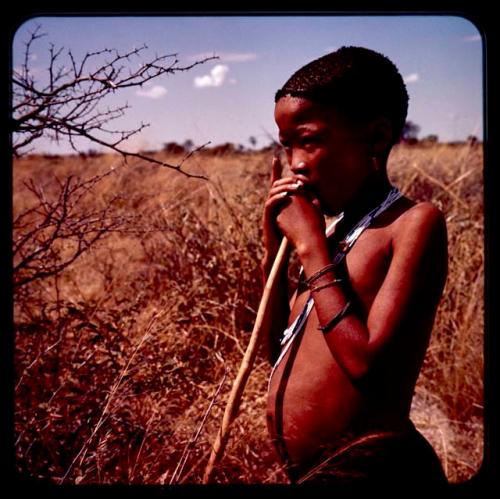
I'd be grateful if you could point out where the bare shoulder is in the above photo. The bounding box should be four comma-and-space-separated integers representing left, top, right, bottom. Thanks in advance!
387, 199, 448, 301
391, 199, 447, 243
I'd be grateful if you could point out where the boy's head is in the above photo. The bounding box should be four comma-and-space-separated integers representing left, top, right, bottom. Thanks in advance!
275, 46, 409, 148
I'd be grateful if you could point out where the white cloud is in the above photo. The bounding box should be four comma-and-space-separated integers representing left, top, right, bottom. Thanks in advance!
464, 34, 481, 42
189, 52, 257, 63
136, 85, 167, 99
194, 64, 230, 88
219, 52, 257, 62
404, 73, 420, 84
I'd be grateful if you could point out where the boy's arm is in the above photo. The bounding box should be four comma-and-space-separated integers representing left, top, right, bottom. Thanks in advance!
299, 202, 448, 381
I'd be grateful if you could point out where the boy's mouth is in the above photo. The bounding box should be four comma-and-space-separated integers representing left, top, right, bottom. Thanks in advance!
291, 177, 323, 206
300, 182, 318, 198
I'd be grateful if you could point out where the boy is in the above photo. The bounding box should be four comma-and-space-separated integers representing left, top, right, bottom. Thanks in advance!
262, 47, 448, 490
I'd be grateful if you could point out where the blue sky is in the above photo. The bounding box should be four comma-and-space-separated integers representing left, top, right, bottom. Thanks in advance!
12, 15, 483, 154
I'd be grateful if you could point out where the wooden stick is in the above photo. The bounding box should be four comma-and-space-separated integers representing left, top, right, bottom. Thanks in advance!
202, 236, 289, 483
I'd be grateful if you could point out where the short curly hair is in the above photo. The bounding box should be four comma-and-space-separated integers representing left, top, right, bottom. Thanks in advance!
275, 46, 409, 145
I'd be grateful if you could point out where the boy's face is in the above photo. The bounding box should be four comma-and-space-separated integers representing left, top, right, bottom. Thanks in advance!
274, 96, 376, 216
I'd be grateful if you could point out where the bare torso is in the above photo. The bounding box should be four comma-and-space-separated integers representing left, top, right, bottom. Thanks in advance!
266, 198, 443, 469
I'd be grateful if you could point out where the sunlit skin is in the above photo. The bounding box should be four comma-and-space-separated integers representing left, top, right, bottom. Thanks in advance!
262, 96, 448, 473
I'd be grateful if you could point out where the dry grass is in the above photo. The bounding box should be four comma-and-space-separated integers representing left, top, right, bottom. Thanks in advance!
13, 143, 483, 484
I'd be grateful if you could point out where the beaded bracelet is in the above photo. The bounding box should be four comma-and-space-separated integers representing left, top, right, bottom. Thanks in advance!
305, 263, 337, 287
317, 300, 353, 333
309, 278, 343, 293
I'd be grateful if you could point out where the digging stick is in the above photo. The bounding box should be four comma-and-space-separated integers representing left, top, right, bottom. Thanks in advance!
203, 236, 289, 483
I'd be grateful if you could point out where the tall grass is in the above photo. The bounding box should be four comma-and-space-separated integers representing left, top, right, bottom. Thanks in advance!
13, 143, 483, 484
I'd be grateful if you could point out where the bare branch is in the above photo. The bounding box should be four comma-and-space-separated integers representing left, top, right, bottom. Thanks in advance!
13, 169, 128, 288
22, 24, 46, 81
12, 27, 218, 176
24, 110, 209, 179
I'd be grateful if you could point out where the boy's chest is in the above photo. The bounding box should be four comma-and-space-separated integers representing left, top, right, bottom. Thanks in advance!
342, 228, 393, 310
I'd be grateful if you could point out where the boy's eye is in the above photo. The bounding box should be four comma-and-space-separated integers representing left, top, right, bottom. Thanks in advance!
301, 135, 318, 144
299, 136, 319, 149
279, 135, 318, 151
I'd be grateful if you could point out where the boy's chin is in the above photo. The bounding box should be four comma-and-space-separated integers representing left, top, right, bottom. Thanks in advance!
322, 204, 341, 217
321, 206, 341, 217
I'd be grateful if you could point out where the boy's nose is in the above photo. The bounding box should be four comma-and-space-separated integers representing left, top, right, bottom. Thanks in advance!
291, 161, 308, 175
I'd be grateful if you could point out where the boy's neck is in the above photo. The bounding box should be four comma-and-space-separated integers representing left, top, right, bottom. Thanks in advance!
337, 172, 393, 233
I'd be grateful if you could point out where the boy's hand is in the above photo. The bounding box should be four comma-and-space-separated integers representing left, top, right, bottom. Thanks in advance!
275, 185, 327, 258
262, 156, 288, 266
263, 156, 327, 263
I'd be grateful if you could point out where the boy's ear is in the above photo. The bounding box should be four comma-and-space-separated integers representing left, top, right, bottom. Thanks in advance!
369, 117, 393, 156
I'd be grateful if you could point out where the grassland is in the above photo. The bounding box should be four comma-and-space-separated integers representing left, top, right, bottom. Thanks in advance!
13, 143, 483, 484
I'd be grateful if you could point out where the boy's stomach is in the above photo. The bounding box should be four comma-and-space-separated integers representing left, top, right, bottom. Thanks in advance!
266, 321, 365, 468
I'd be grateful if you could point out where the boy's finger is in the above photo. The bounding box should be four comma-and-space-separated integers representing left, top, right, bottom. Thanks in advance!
271, 155, 283, 184
269, 179, 303, 196
265, 191, 292, 211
